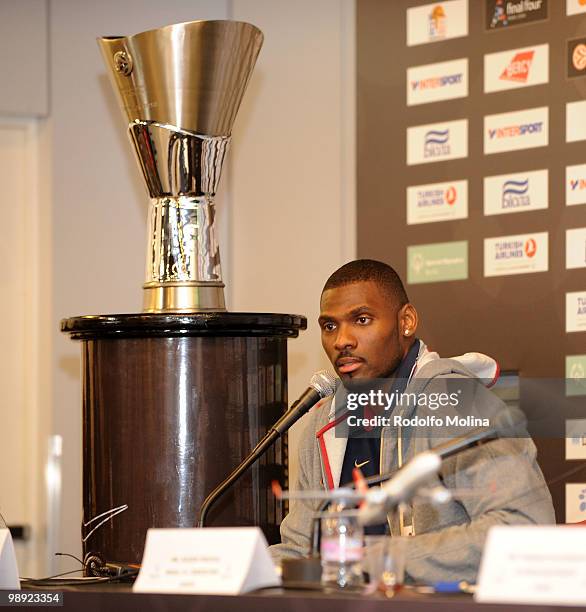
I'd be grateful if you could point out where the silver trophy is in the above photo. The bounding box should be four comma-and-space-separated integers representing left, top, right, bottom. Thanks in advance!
98, 20, 263, 311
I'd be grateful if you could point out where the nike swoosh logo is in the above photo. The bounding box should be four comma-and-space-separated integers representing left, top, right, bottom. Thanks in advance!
354, 459, 370, 469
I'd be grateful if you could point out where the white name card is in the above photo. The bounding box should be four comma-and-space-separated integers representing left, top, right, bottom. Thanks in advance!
476, 526, 586, 606
133, 527, 280, 595
0, 530, 19, 590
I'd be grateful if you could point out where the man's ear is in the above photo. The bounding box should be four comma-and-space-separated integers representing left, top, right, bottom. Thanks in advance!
398, 303, 418, 338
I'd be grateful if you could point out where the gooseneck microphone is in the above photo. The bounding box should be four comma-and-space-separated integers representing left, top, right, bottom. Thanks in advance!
197, 370, 338, 527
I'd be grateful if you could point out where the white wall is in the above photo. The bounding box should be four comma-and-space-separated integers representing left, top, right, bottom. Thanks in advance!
2, 0, 355, 572
0, 120, 48, 577
49, 0, 232, 572
229, 0, 356, 484
0, 0, 48, 116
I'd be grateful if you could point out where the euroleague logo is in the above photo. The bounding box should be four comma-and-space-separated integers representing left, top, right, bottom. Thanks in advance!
568, 37, 586, 77
573, 44, 586, 72
524, 238, 537, 258
445, 186, 457, 205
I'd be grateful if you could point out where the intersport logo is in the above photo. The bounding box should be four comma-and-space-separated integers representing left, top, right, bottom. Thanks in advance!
500, 50, 534, 82
488, 122, 543, 139
411, 73, 463, 90
571, 180, 586, 191
566, 164, 586, 206
407, 58, 468, 106
484, 107, 548, 154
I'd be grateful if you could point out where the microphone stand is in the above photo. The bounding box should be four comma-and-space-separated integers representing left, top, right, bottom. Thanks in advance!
197, 386, 326, 527
197, 429, 280, 528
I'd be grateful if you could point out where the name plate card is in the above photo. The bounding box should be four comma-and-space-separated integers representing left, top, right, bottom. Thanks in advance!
0, 530, 19, 590
133, 527, 280, 595
476, 526, 586, 606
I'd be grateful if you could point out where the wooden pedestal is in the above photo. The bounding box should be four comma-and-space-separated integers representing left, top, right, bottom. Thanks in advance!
61, 312, 306, 569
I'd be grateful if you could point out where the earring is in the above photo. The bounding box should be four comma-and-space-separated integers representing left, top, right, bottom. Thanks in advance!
404, 329, 410, 336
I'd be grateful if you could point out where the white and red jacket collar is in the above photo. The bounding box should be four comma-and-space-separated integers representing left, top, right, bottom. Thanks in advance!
314, 341, 500, 490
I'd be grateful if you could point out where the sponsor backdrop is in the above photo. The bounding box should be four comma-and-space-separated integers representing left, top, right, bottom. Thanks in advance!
358, 0, 586, 522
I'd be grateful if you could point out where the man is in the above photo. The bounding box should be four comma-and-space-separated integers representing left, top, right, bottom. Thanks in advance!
271, 259, 554, 584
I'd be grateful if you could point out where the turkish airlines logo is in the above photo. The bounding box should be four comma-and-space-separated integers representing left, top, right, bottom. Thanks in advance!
407, 179, 467, 224
485, 232, 548, 277
500, 50, 534, 82
524, 238, 537, 258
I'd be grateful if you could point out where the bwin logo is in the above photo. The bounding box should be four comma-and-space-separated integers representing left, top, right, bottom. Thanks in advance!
424, 129, 450, 158
502, 178, 530, 209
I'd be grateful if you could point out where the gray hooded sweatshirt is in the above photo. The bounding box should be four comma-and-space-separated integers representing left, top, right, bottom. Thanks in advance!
270, 342, 555, 584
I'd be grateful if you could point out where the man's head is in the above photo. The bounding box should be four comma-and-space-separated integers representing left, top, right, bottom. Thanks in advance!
318, 259, 418, 382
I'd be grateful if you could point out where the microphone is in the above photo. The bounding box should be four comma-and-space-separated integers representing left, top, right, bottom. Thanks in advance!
272, 370, 339, 435
197, 370, 338, 527
358, 406, 526, 526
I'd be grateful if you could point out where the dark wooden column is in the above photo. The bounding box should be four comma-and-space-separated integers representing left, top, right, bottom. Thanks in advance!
61, 312, 306, 570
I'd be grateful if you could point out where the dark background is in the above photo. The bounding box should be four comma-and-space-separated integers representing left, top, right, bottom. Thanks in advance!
357, 0, 586, 521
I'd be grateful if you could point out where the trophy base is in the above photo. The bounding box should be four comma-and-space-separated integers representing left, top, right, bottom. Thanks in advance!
61, 312, 307, 570
143, 281, 226, 312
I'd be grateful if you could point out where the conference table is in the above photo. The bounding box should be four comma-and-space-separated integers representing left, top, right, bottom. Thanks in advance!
17, 584, 586, 611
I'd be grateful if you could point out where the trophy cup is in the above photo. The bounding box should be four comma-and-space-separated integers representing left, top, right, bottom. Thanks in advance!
61, 20, 306, 573
99, 20, 263, 312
